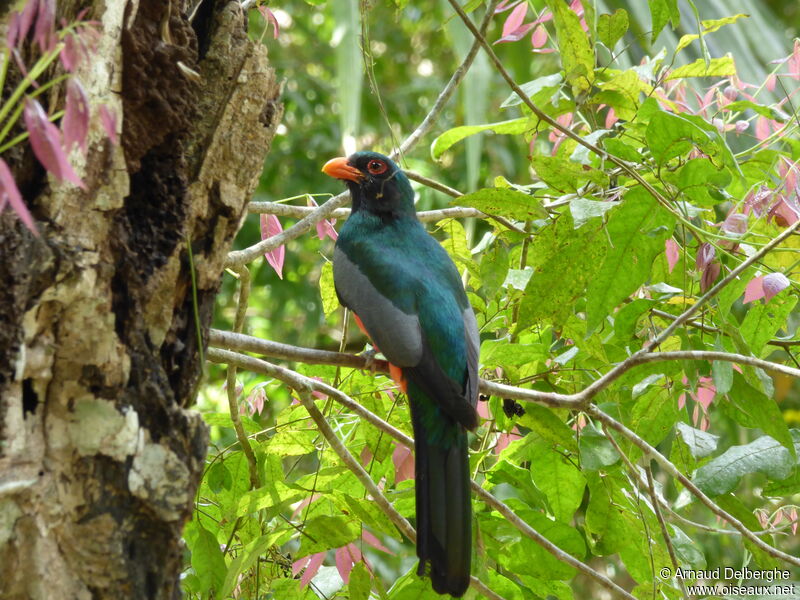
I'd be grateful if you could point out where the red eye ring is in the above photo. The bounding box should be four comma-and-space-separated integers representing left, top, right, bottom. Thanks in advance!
366, 160, 388, 175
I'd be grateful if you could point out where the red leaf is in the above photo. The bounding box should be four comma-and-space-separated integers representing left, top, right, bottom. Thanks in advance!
6, 13, 21, 49
789, 39, 800, 80
63, 79, 90, 154
700, 261, 720, 292
260, 213, 285, 279
298, 552, 325, 588
23, 98, 85, 189
98, 104, 118, 145
306, 196, 338, 240
0, 158, 39, 235
665, 238, 679, 273
335, 544, 361, 583
763, 272, 790, 302
391, 443, 414, 482
14, 0, 40, 49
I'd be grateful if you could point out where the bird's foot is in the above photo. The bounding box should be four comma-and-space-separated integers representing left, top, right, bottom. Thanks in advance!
359, 347, 379, 372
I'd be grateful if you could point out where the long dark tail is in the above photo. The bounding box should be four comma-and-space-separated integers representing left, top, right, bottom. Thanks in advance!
411, 404, 471, 597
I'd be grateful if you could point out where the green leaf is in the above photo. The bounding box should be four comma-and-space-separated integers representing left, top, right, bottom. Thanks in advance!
625, 387, 679, 459
712, 358, 733, 395
586, 188, 675, 332
725, 100, 788, 122
530, 441, 586, 522
569, 197, 616, 228
436, 218, 471, 269
597, 9, 629, 49
723, 372, 795, 457
603, 137, 642, 163
546, 0, 595, 96
501, 73, 563, 109
297, 515, 360, 557
320, 261, 339, 317
740, 295, 797, 356
203, 412, 261, 434
675, 422, 720, 458
480, 339, 547, 369
335, 494, 401, 538
667, 57, 737, 80
674, 158, 732, 206
220, 530, 292, 598
648, 0, 679, 42
579, 426, 619, 470
694, 431, 800, 496
645, 111, 713, 165
479, 243, 510, 299
191, 525, 227, 595
763, 466, 800, 496
267, 428, 317, 455
517, 212, 609, 330
675, 14, 749, 52
487, 460, 549, 510
455, 187, 548, 220
530, 155, 609, 193
518, 404, 579, 454
614, 298, 655, 341
349, 561, 371, 600
431, 117, 530, 159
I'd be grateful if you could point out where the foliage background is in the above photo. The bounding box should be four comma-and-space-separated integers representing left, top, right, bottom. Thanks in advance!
187, 1, 800, 599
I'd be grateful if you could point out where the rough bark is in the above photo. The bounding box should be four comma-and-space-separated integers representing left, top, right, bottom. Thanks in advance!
0, 1, 281, 598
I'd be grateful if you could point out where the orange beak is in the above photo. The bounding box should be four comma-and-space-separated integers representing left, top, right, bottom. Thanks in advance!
321, 157, 364, 182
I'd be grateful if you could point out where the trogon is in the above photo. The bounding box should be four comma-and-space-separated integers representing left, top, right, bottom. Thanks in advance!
322, 151, 479, 597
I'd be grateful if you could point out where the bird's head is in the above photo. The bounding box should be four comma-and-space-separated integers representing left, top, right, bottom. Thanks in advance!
322, 151, 415, 219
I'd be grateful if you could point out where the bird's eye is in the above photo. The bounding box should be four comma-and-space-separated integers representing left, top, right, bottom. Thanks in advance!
366, 160, 388, 175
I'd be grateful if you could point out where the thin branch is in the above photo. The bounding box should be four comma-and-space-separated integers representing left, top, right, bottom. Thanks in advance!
207, 348, 636, 599
589, 406, 800, 568
208, 329, 581, 408
394, 0, 499, 158
225, 266, 260, 489
645, 466, 687, 598
404, 169, 464, 198
578, 220, 800, 403
650, 308, 800, 349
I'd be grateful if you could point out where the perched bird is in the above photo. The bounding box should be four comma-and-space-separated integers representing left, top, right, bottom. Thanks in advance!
322, 151, 479, 597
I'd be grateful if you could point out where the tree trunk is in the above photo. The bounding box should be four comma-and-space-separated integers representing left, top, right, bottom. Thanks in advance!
0, 1, 281, 598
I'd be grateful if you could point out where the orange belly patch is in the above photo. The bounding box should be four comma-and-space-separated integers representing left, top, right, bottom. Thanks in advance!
352, 311, 407, 393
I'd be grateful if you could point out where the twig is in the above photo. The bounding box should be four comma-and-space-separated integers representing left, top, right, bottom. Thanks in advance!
589, 406, 800, 568
646, 466, 687, 598
224, 266, 260, 489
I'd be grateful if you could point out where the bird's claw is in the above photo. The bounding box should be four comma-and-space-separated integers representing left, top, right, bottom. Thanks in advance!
359, 347, 379, 373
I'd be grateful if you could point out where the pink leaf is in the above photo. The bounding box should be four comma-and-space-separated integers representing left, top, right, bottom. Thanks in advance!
298, 552, 325, 588
695, 242, 715, 270
494, 427, 522, 454
392, 443, 414, 483
23, 98, 85, 189
306, 196, 338, 240
0, 158, 39, 235
789, 39, 800, 80
755, 116, 770, 141
744, 276, 765, 304
494, 0, 522, 13
501, 1, 527, 37
260, 214, 285, 279
768, 198, 799, 227
335, 544, 361, 583
763, 272, 790, 302
6, 13, 21, 49
63, 79, 90, 154
530, 24, 548, 49
360, 446, 373, 466
98, 104, 118, 145
33, 0, 55, 52
14, 0, 39, 49
665, 238, 679, 273
677, 393, 686, 410
59, 33, 82, 72
604, 106, 618, 128
495, 22, 536, 44
362, 530, 393, 554
258, 6, 280, 39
